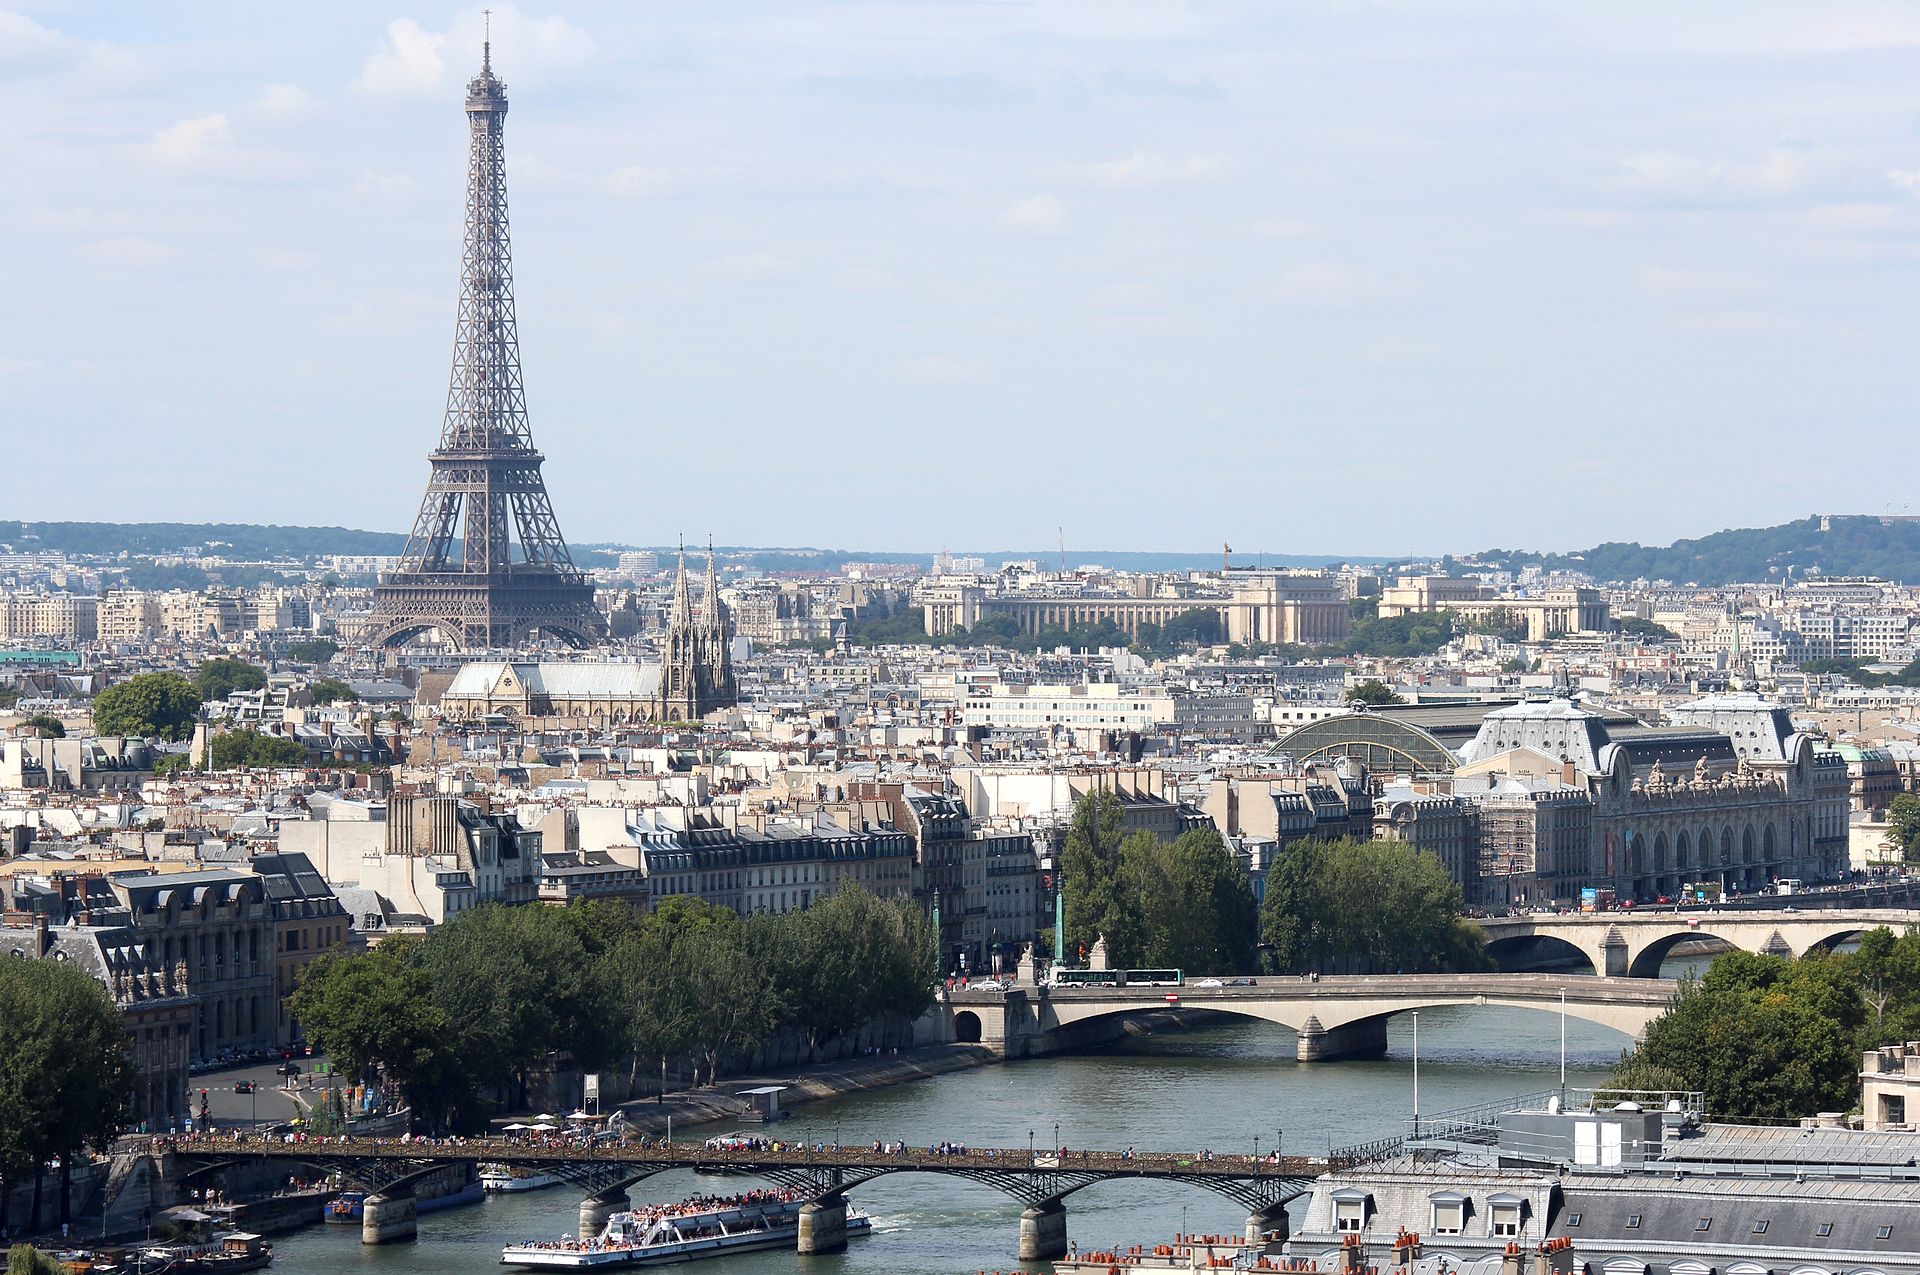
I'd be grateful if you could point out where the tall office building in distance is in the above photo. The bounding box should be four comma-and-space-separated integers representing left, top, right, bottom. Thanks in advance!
366, 38, 605, 650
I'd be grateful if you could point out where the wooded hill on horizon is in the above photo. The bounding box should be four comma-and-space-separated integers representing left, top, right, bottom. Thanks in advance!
4, 514, 1919, 586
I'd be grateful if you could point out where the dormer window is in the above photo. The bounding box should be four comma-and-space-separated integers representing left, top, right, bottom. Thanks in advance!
1429, 1192, 1466, 1236
1488, 1194, 1525, 1239
1333, 1189, 1370, 1234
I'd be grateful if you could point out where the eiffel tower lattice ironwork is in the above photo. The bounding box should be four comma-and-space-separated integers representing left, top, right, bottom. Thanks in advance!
366, 35, 605, 650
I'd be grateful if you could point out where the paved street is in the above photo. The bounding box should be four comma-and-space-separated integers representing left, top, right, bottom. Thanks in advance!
189, 1056, 336, 1130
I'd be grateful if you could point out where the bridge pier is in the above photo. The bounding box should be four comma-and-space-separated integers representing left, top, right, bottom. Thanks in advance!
797, 1197, 847, 1255
361, 1192, 417, 1245
1296, 1015, 1387, 1062
1247, 1203, 1290, 1246
580, 1189, 629, 1239
1019, 1199, 1069, 1261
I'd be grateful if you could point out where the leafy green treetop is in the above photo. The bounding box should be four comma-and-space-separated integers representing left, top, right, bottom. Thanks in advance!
309, 678, 359, 706
1344, 678, 1405, 706
195, 658, 267, 702
92, 672, 202, 741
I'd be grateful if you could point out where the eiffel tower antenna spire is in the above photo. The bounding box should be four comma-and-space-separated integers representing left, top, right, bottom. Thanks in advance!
366, 35, 604, 651
483, 9, 493, 71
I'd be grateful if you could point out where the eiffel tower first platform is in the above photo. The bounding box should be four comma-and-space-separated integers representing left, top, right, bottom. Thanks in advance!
366, 36, 605, 650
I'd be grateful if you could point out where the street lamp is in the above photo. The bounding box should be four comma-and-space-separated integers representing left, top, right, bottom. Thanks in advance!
1254, 1134, 1260, 1161
1411, 1011, 1421, 1137
1053, 1121, 1060, 1153
1029, 1128, 1035, 1162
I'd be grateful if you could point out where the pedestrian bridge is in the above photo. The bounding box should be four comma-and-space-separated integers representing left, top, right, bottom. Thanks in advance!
938, 973, 1675, 1062
1477, 907, 1917, 978
163, 1135, 1322, 1261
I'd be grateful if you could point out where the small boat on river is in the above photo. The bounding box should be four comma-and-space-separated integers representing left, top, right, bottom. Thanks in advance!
499, 1187, 871, 1268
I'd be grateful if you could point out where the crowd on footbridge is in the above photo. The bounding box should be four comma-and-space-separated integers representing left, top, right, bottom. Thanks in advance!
162, 1130, 1328, 1182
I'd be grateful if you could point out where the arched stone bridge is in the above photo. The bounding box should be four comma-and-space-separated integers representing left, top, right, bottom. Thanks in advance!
162, 1136, 1320, 1261
1478, 907, 1918, 978
938, 973, 1675, 1062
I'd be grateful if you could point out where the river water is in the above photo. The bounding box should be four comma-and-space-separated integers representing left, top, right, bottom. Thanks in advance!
266, 969, 1705, 1275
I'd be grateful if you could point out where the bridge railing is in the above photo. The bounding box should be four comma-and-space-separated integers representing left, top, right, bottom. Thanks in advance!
160, 1134, 1326, 1180
1406, 1087, 1707, 1147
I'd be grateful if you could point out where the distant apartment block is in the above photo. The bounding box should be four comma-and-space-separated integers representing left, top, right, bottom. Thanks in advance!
0, 590, 98, 642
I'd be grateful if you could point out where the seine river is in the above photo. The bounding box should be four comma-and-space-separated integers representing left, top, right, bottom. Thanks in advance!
264, 973, 1698, 1275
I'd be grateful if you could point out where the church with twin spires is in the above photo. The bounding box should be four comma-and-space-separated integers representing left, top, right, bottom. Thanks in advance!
434, 543, 738, 725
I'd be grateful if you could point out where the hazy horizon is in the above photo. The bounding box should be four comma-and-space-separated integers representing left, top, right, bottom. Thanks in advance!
7, 3, 1920, 553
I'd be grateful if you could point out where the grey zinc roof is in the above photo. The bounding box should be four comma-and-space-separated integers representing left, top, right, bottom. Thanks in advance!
1663, 1123, 1920, 1168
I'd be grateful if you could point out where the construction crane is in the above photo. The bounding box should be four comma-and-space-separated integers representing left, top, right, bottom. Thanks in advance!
1224, 542, 1232, 577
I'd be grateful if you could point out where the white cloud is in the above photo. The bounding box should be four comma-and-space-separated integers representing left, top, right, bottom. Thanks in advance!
1269, 262, 1381, 304
1636, 266, 1770, 301
998, 193, 1067, 235
899, 355, 991, 384
1251, 217, 1315, 238
713, 252, 798, 281
355, 170, 422, 199
148, 114, 231, 167
250, 82, 318, 117
355, 19, 447, 97
1611, 147, 1824, 203
1889, 170, 1920, 196
1068, 150, 1229, 188
0, 9, 69, 69
607, 166, 676, 197
449, 5, 594, 82
82, 237, 179, 265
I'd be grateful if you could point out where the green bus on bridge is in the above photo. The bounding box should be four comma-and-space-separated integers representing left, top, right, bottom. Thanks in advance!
1048, 968, 1185, 988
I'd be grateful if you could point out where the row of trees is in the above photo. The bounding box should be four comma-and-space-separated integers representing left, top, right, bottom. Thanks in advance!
1060, 793, 1485, 976
294, 886, 938, 1132
1615, 928, 1920, 1119
0, 960, 133, 1233
1260, 836, 1489, 974
1061, 790, 1259, 972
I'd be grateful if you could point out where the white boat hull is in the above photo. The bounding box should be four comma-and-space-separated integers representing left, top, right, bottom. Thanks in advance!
501, 1214, 871, 1268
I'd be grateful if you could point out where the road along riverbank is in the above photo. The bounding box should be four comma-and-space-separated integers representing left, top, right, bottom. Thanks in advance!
605, 1007, 1228, 1133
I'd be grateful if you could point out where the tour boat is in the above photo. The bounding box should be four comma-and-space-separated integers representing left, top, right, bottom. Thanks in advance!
499, 1190, 872, 1268
481, 1163, 564, 1193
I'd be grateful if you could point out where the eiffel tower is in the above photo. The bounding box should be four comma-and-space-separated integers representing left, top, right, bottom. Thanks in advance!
366, 33, 605, 650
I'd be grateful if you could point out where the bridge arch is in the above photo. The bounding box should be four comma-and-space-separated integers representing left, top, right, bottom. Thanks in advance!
1039, 989, 1654, 1061
1625, 929, 1745, 979
1482, 934, 1599, 977
953, 1010, 983, 1044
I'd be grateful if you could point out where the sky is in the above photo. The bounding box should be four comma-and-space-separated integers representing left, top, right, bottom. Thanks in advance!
5, 2, 1920, 557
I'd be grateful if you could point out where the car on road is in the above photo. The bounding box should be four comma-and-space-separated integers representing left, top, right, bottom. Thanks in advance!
1226, 977, 1259, 987
233, 1080, 256, 1094
276, 1062, 302, 1077
1194, 978, 1225, 988
970, 979, 1009, 991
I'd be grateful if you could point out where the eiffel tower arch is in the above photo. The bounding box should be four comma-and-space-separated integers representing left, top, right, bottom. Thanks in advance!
366, 36, 606, 651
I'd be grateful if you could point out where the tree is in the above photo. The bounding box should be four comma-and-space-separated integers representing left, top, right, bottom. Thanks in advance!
1061, 790, 1128, 962
8, 1246, 68, 1275
91, 672, 201, 741
1123, 825, 1258, 973
293, 943, 468, 1130
1260, 838, 1486, 975
285, 638, 339, 664
20, 716, 62, 739
1619, 955, 1860, 1119
1618, 616, 1678, 641
1344, 679, 1404, 706
195, 658, 267, 702
0, 958, 134, 1229
1889, 795, 1920, 862
211, 730, 308, 769
309, 678, 359, 706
